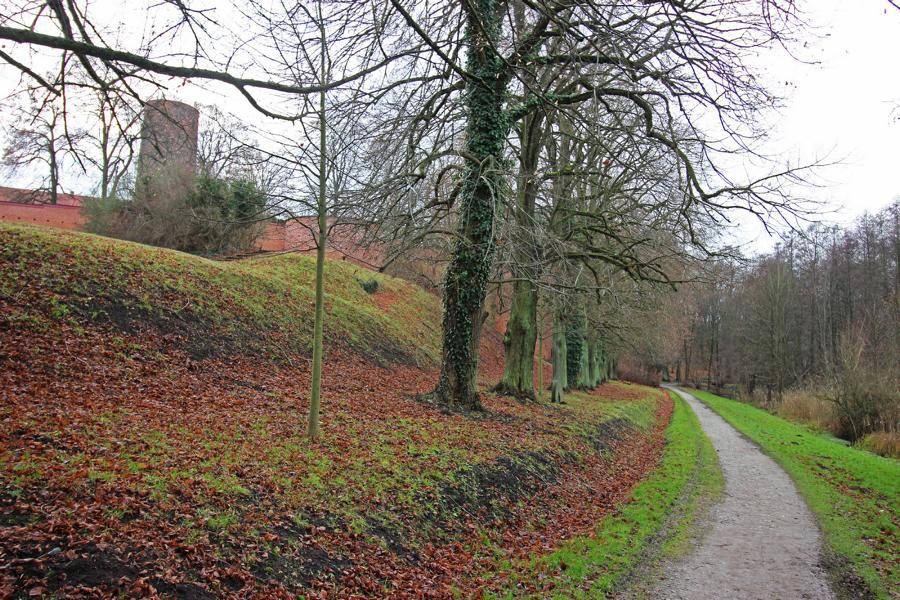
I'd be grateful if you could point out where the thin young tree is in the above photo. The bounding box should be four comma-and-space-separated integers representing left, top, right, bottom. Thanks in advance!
307, 2, 329, 442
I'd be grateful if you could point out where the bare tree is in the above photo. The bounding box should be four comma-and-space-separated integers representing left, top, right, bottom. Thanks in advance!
88, 89, 139, 199
356, 0, 816, 408
2, 87, 88, 203
0, 0, 817, 415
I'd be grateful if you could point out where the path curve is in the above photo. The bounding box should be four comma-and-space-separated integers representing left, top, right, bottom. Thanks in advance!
651, 386, 834, 600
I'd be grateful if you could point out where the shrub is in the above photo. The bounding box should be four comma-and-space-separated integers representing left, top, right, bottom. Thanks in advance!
818, 373, 898, 443
819, 327, 899, 442
83, 172, 268, 255
857, 432, 900, 459
760, 382, 897, 450
359, 278, 379, 294
859, 431, 900, 458
617, 361, 661, 387
777, 388, 837, 433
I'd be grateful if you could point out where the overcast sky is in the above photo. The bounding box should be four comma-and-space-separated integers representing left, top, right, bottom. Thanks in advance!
1, 1, 898, 253
732, 0, 900, 251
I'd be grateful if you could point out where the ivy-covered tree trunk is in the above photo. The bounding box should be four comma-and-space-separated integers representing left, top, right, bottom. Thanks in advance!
577, 342, 591, 387
435, 0, 507, 410
550, 309, 567, 403
497, 280, 538, 397
565, 312, 585, 389
576, 313, 592, 389
599, 344, 608, 384
496, 112, 544, 399
588, 341, 597, 387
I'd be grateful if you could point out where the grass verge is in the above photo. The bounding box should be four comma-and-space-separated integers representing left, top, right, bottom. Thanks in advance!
691, 389, 899, 599
487, 392, 723, 599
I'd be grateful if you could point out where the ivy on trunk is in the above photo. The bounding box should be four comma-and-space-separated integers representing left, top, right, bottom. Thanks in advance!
565, 311, 585, 388
496, 112, 544, 399
550, 309, 568, 403
435, 0, 508, 410
496, 278, 538, 399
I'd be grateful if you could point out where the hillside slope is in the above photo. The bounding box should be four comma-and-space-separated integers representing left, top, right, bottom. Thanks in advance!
0, 223, 441, 366
0, 224, 673, 599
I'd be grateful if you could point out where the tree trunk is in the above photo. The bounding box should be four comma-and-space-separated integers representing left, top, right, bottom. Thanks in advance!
565, 311, 584, 389
48, 142, 59, 205
308, 194, 326, 441
435, 1, 507, 409
307, 19, 327, 441
684, 334, 693, 384
496, 279, 538, 398
550, 310, 567, 403
99, 104, 111, 199
497, 106, 544, 398
598, 341, 607, 385
588, 339, 603, 387
576, 317, 591, 389
47, 108, 60, 205
536, 307, 544, 399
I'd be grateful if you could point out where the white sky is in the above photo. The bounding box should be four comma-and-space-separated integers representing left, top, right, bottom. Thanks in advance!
732, 0, 900, 251
1, 1, 898, 253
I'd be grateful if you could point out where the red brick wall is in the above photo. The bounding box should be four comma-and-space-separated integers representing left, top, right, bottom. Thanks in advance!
0, 201, 86, 230
281, 219, 384, 268
0, 188, 386, 269
0, 186, 86, 207
257, 222, 287, 252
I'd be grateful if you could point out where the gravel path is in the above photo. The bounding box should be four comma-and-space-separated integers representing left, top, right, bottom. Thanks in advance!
651, 386, 835, 600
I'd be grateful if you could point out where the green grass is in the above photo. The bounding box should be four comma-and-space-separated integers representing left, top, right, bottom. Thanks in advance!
0, 223, 441, 365
489, 393, 723, 598
691, 389, 899, 599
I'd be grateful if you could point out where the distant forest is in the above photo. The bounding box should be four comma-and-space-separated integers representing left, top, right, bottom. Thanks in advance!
672, 202, 898, 441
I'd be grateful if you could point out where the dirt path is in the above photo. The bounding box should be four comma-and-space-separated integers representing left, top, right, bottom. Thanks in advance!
652, 386, 834, 600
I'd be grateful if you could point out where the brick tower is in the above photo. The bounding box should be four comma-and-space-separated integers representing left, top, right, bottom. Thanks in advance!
137, 99, 199, 201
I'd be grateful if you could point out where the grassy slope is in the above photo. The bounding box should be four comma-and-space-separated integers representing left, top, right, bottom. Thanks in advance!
691, 390, 899, 599
486, 393, 723, 599
0, 222, 440, 365
0, 224, 693, 598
